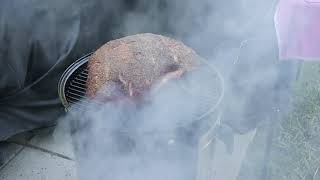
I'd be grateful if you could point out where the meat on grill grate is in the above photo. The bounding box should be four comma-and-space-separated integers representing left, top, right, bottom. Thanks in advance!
86, 33, 200, 101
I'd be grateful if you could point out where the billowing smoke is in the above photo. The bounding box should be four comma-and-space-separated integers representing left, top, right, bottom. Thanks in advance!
60, 65, 223, 180
57, 0, 296, 180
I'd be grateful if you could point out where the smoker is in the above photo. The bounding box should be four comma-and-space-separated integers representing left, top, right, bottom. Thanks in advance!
58, 53, 225, 180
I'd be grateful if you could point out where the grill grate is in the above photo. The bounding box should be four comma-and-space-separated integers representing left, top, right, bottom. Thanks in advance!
58, 53, 92, 110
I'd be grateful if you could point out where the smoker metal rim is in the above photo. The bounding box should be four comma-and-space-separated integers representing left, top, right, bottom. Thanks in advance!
196, 58, 225, 121
58, 53, 92, 110
58, 53, 225, 121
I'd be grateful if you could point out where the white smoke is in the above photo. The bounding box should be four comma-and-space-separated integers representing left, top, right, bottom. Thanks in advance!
60, 64, 223, 180
58, 0, 297, 180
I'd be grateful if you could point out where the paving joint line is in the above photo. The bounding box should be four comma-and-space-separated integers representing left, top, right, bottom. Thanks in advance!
6, 140, 74, 161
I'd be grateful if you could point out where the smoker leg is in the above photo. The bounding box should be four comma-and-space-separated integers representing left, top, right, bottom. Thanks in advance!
212, 123, 235, 154
207, 129, 257, 180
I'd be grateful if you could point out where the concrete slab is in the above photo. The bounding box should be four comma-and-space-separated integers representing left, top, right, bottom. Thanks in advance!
0, 142, 24, 170
0, 146, 77, 180
0, 128, 77, 180
27, 128, 75, 160
0, 131, 35, 170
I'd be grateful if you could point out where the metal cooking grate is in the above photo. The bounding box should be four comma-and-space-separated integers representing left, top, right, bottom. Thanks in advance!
65, 68, 88, 104
58, 53, 92, 110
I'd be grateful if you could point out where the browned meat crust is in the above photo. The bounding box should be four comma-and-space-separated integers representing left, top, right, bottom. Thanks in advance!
86, 33, 200, 100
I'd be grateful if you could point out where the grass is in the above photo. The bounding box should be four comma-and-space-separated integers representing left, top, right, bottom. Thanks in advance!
270, 63, 320, 180
237, 62, 320, 180
270, 82, 320, 180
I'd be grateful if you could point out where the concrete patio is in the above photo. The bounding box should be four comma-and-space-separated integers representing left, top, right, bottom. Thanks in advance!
0, 128, 77, 180
0, 125, 256, 180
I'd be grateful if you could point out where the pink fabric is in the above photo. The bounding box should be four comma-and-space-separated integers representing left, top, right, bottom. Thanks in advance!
275, 0, 320, 60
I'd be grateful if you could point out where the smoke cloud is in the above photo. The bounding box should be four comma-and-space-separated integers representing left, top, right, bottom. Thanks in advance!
60, 65, 223, 180
58, 0, 297, 180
